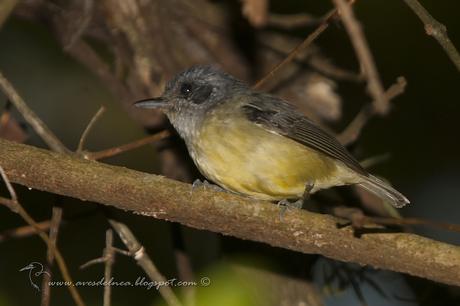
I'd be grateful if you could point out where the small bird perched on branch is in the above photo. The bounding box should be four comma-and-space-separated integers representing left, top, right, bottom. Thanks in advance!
135, 65, 409, 208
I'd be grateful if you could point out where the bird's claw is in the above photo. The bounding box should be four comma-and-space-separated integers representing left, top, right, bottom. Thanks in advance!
191, 179, 225, 197
277, 199, 304, 221
276, 181, 314, 221
192, 179, 224, 191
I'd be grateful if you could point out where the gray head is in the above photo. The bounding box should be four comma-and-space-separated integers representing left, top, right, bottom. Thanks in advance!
135, 65, 247, 138
135, 66, 247, 138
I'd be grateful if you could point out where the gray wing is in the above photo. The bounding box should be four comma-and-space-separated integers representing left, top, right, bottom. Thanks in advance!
241, 93, 367, 176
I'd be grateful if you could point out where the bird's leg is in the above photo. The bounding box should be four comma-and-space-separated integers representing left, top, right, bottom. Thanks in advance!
302, 181, 315, 201
277, 181, 315, 220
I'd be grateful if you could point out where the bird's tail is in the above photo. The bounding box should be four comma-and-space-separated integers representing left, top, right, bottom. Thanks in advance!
358, 175, 409, 208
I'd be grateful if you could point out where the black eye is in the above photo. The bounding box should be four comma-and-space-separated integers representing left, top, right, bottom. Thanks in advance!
180, 83, 193, 97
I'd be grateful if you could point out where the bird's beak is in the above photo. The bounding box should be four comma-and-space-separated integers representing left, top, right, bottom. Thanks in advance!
134, 97, 169, 109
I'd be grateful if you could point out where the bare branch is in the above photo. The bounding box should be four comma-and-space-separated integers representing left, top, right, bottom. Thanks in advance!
402, 0, 460, 71
79, 226, 118, 306
64, 40, 132, 103
77, 106, 106, 153
332, 0, 389, 114
41, 206, 63, 306
0, 163, 17, 201
108, 219, 183, 306
175, 250, 195, 306
0, 166, 85, 306
0, 221, 51, 242
103, 229, 114, 306
84, 130, 171, 160
63, 0, 94, 50
253, 6, 342, 90
338, 76, 407, 146
0, 70, 69, 153
80, 257, 106, 269
267, 13, 319, 29
333, 207, 460, 233
1, 139, 460, 286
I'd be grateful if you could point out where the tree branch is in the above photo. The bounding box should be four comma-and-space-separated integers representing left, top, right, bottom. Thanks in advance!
0, 220, 51, 242
83, 130, 171, 161
77, 106, 106, 154
0, 70, 69, 153
103, 229, 114, 306
108, 219, 183, 306
0, 139, 459, 286
337, 76, 407, 146
402, 0, 460, 71
333, 0, 389, 114
253, 6, 341, 90
0, 165, 85, 306
41, 206, 63, 306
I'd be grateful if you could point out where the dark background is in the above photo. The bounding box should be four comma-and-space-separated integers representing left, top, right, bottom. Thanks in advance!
0, 0, 459, 305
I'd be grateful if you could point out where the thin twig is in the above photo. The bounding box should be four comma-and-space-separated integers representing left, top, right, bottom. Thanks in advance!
309, 56, 364, 82
0, 78, 70, 304
258, 35, 363, 83
0, 70, 69, 153
359, 153, 391, 169
337, 104, 372, 146
0, 209, 100, 243
80, 257, 106, 269
337, 76, 407, 146
253, 8, 339, 90
64, 0, 94, 50
333, 207, 460, 233
0, 164, 17, 201
371, 216, 460, 233
253, 0, 357, 89
0, 71, 83, 305
267, 13, 319, 29
102, 230, 115, 306
84, 130, 171, 160
41, 206, 63, 306
0, 167, 85, 306
103, 229, 114, 306
108, 219, 183, 306
402, 0, 460, 71
76, 105, 169, 161
332, 0, 389, 114
77, 106, 106, 153
65, 40, 132, 103
175, 250, 195, 306
0, 221, 52, 242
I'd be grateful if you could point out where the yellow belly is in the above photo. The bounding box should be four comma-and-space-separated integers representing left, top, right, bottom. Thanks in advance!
189, 113, 340, 200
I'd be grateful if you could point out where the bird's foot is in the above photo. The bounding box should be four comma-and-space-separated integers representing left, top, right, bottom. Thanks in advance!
277, 198, 304, 221
192, 179, 224, 191
276, 181, 315, 221
191, 179, 225, 196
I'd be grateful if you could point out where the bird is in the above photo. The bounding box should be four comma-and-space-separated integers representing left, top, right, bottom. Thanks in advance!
135, 65, 409, 208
